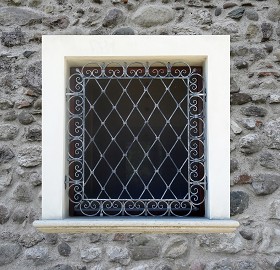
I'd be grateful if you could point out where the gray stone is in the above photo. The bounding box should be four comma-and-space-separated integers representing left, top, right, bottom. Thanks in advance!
3, 110, 17, 121
230, 159, 238, 173
193, 9, 212, 25
197, 234, 244, 253
246, 23, 259, 39
252, 174, 280, 195
112, 27, 135, 35
230, 77, 239, 93
132, 5, 174, 27
212, 21, 239, 35
12, 207, 28, 224
269, 94, 280, 104
232, 45, 248, 56
13, 183, 33, 202
1, 28, 25, 47
270, 200, 280, 219
0, 146, 14, 164
230, 191, 249, 216
235, 260, 256, 270
261, 22, 273, 41
58, 242, 71, 257
22, 61, 41, 93
250, 47, 266, 61
267, 8, 280, 22
251, 94, 266, 104
33, 98, 42, 110
0, 243, 22, 266
131, 245, 160, 261
162, 238, 189, 259
18, 232, 44, 248
231, 93, 251, 105
264, 44, 273, 54
30, 172, 41, 186
43, 15, 70, 29
215, 7, 222, 16
25, 246, 49, 265
17, 145, 41, 167
239, 134, 261, 154
223, 2, 237, 9
0, 98, 14, 110
102, 9, 124, 27
89, 234, 101, 243
106, 246, 130, 265
18, 111, 34, 125
80, 245, 102, 262
0, 204, 9, 224
275, 261, 280, 270
23, 50, 35, 58
265, 119, 280, 149
259, 151, 275, 169
241, 118, 256, 130
235, 60, 248, 69
26, 125, 42, 141
44, 234, 58, 245
241, 106, 267, 117
0, 7, 44, 26
245, 10, 259, 21
0, 124, 18, 140
227, 7, 245, 20
48, 265, 73, 270
239, 229, 254, 240
231, 120, 242, 134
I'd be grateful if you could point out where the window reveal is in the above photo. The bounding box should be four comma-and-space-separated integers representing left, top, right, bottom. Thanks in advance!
67, 62, 206, 217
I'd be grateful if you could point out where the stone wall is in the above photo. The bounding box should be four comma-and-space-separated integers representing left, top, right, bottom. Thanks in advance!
0, 0, 280, 269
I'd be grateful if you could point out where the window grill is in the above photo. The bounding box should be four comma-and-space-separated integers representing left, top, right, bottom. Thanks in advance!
66, 62, 206, 217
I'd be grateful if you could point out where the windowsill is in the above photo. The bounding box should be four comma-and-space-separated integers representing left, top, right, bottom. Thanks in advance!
33, 218, 239, 233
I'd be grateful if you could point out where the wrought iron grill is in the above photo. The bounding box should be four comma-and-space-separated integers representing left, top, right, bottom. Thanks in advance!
66, 62, 206, 217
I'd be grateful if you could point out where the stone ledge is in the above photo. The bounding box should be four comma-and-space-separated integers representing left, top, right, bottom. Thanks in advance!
33, 218, 239, 234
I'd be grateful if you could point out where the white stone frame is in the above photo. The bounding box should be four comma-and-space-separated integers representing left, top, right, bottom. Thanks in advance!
33, 35, 239, 233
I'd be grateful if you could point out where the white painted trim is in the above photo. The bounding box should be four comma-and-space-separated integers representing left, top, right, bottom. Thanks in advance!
38, 35, 237, 232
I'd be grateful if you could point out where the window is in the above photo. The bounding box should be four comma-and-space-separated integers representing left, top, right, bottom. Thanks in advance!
68, 63, 205, 217
34, 35, 239, 233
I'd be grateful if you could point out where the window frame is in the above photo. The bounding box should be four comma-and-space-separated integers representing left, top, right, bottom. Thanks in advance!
34, 35, 239, 233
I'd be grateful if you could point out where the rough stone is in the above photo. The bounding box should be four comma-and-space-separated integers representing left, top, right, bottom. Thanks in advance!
275, 261, 280, 270
223, 2, 237, 9
0, 146, 15, 164
3, 110, 17, 121
246, 23, 259, 39
215, 7, 222, 16
231, 93, 251, 105
227, 7, 245, 20
29, 171, 42, 186
0, 243, 22, 266
26, 125, 42, 141
269, 94, 280, 104
241, 118, 256, 130
234, 174, 252, 184
230, 191, 249, 216
230, 77, 239, 93
131, 245, 160, 261
43, 15, 70, 29
231, 120, 242, 134
0, 204, 9, 224
245, 10, 259, 21
259, 151, 275, 169
251, 94, 266, 104
267, 8, 280, 22
22, 61, 42, 93
18, 232, 44, 248
102, 8, 124, 27
0, 7, 44, 26
132, 5, 174, 27
230, 159, 238, 173
33, 98, 42, 110
44, 234, 58, 245
106, 246, 131, 265
13, 183, 33, 202
265, 119, 280, 149
235, 60, 248, 69
212, 21, 239, 35
112, 27, 135, 35
1, 28, 25, 47
239, 229, 254, 240
252, 174, 280, 195
261, 22, 273, 41
18, 111, 34, 125
11, 207, 28, 224
197, 234, 244, 253
80, 245, 102, 262
270, 200, 280, 219
58, 242, 71, 257
239, 134, 261, 154
25, 246, 49, 265
17, 145, 41, 167
264, 44, 273, 54
0, 124, 18, 140
162, 238, 189, 259
241, 106, 267, 117
193, 9, 212, 25
0, 98, 14, 110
